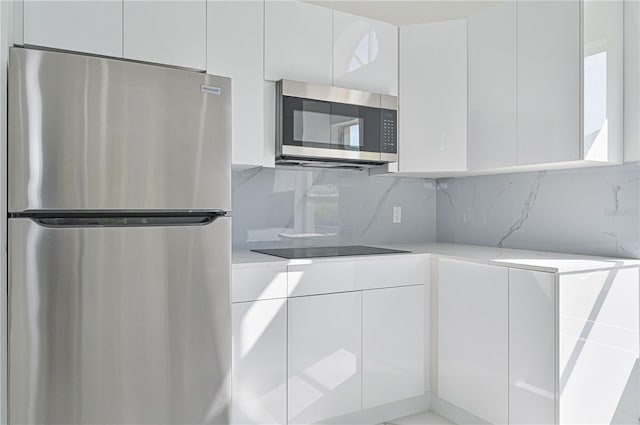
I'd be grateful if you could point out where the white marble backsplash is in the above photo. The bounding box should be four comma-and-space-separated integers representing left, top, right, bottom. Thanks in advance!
232, 167, 437, 250
437, 162, 640, 258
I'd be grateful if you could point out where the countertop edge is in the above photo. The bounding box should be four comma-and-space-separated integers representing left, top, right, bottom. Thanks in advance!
233, 243, 640, 274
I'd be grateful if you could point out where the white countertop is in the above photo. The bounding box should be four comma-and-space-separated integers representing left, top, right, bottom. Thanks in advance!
233, 242, 640, 274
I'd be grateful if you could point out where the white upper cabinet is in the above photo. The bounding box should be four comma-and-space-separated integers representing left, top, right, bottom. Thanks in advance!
23, 0, 122, 57
517, 0, 622, 166
582, 0, 623, 163
207, 1, 270, 167
517, 0, 580, 166
123, 0, 207, 70
397, 20, 467, 174
467, 2, 517, 170
624, 0, 640, 162
332, 10, 398, 95
264, 1, 332, 85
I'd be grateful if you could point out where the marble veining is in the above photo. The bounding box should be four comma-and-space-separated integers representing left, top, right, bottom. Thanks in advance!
437, 162, 640, 258
497, 171, 546, 247
232, 167, 437, 250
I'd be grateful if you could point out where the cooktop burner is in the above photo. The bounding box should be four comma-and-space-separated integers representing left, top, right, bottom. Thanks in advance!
251, 245, 411, 259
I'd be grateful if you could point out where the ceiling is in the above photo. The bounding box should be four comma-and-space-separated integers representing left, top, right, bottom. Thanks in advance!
305, 1, 498, 25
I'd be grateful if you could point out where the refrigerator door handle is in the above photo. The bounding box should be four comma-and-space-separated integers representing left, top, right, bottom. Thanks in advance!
11, 211, 229, 228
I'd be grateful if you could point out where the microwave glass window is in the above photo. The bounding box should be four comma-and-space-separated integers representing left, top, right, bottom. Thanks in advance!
331, 115, 363, 150
283, 96, 382, 153
293, 106, 363, 149
294, 110, 331, 144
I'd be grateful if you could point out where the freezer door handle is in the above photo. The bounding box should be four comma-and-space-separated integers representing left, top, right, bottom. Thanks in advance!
10, 211, 228, 228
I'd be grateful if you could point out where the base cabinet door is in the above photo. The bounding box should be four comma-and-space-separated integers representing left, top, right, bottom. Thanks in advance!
287, 292, 362, 424
232, 299, 287, 425
437, 258, 508, 424
559, 268, 640, 424
508, 269, 556, 425
362, 285, 425, 409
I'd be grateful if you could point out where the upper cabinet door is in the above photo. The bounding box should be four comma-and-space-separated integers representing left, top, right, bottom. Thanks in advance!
264, 1, 332, 85
124, 0, 206, 70
23, 0, 122, 57
583, 0, 623, 163
467, 2, 517, 170
332, 11, 398, 95
207, 1, 267, 167
517, 0, 580, 165
398, 20, 467, 173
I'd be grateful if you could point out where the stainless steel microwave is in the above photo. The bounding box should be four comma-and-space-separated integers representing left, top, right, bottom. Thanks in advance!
276, 80, 397, 168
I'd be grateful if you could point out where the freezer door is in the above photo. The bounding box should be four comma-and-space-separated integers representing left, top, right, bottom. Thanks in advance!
8, 217, 231, 425
9, 47, 231, 212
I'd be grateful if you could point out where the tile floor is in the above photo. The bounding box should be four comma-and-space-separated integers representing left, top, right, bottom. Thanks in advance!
388, 410, 455, 425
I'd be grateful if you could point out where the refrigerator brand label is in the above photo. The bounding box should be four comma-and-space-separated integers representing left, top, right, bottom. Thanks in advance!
201, 85, 222, 95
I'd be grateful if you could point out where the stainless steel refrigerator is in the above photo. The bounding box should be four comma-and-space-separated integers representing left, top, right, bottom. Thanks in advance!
7, 47, 232, 424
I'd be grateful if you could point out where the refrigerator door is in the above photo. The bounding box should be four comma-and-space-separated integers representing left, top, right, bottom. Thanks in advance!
8, 47, 231, 213
8, 217, 231, 425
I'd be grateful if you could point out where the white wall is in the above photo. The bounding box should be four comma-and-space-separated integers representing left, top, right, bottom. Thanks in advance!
0, 1, 12, 423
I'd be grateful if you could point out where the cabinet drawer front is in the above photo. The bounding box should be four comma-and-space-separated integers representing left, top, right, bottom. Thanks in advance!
232, 265, 288, 302
355, 254, 428, 290
287, 261, 356, 296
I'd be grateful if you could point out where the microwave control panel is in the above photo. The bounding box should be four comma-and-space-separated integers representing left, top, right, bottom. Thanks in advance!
381, 109, 397, 154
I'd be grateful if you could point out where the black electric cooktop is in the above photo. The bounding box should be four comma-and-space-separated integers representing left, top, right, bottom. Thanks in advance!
252, 245, 411, 259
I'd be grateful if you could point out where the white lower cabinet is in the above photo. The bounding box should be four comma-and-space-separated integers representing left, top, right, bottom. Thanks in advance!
231, 298, 287, 425
558, 268, 640, 424
287, 292, 362, 424
508, 268, 556, 425
437, 258, 509, 424
362, 285, 425, 409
